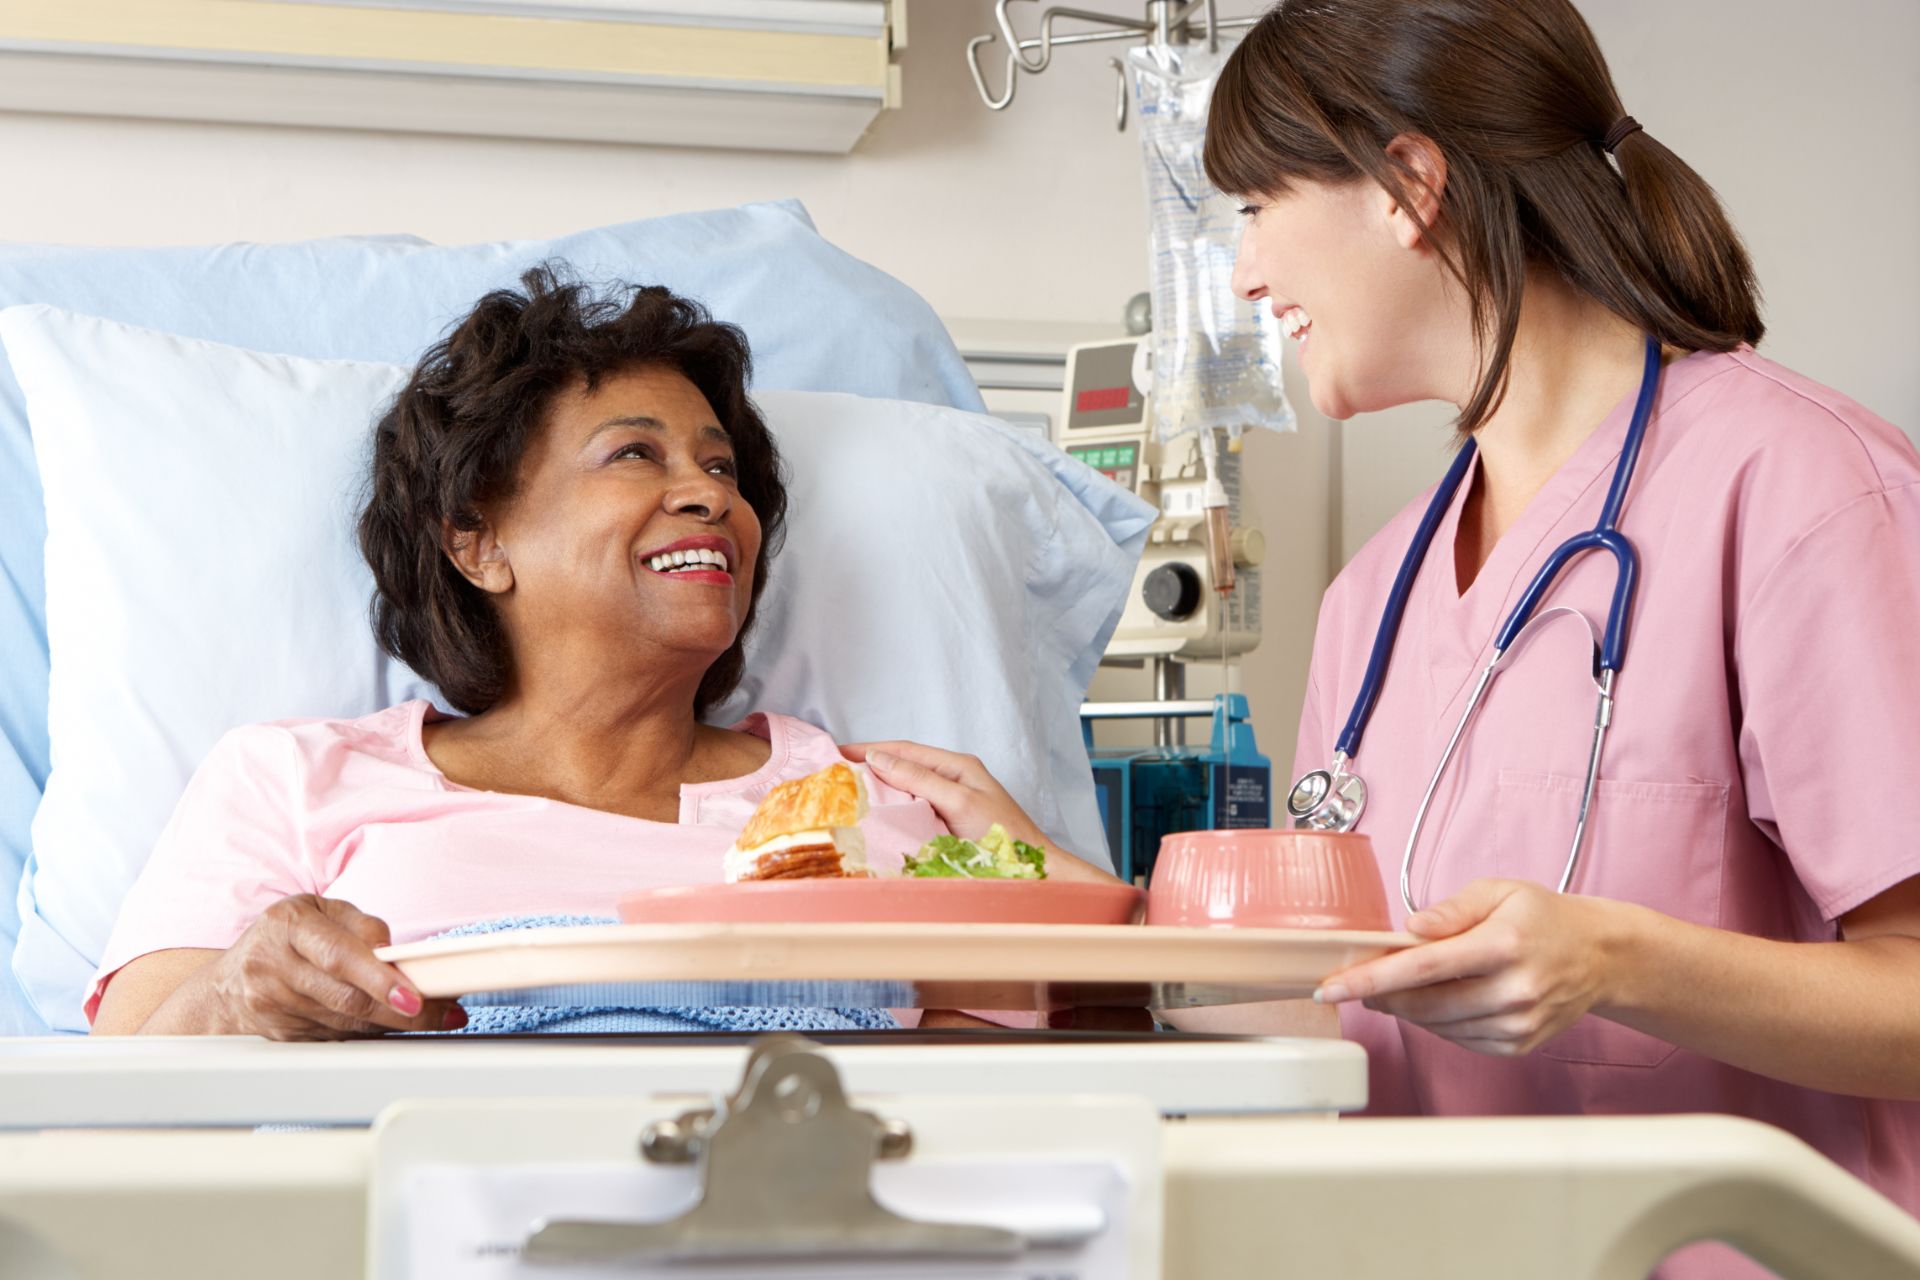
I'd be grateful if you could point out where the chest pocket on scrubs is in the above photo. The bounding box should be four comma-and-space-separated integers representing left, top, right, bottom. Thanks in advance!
1494, 769, 1729, 1068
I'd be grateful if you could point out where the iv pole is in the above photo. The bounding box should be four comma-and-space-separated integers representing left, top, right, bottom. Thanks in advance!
972, 1, 1269, 761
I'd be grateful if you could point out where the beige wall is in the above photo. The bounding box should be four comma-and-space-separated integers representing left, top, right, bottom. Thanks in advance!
0, 0, 1911, 776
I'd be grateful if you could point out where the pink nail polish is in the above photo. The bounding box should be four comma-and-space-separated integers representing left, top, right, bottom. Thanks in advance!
389, 985, 422, 1016
441, 1005, 468, 1031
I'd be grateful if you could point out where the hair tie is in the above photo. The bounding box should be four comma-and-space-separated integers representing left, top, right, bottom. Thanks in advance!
1602, 115, 1643, 155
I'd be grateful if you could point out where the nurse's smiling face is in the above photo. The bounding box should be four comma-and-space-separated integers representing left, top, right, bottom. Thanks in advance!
1229, 142, 1462, 422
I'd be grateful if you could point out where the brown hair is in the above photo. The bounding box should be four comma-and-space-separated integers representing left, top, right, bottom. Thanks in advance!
1204, 0, 1764, 433
358, 264, 787, 717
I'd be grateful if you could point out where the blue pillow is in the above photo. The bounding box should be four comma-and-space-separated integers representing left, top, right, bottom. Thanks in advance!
0, 202, 983, 1035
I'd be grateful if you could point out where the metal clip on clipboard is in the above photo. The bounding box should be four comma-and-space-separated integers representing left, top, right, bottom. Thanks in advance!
521, 1035, 1036, 1266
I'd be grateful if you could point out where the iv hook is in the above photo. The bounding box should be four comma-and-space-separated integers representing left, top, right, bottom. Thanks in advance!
997, 0, 1153, 76
966, 32, 1018, 111
968, 0, 1248, 116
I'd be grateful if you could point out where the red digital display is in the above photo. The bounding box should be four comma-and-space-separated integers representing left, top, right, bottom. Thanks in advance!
1076, 386, 1130, 414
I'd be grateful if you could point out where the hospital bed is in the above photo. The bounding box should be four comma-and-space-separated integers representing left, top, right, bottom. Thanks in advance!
3, 1033, 1919, 1278
1, 206, 1917, 1277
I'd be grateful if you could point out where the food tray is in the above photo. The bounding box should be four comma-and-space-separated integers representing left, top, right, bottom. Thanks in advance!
379, 922, 1417, 1011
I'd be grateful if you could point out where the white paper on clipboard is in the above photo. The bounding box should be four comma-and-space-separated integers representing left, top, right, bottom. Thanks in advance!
405, 1159, 1132, 1278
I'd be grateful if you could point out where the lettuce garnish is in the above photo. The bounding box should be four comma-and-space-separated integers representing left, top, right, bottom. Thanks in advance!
903, 824, 1047, 879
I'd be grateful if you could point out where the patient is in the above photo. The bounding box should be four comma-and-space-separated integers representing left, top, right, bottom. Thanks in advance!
90, 266, 1113, 1039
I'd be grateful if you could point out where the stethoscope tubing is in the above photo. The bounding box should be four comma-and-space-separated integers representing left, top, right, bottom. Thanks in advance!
1297, 335, 1664, 909
1334, 441, 1478, 760
1494, 337, 1659, 670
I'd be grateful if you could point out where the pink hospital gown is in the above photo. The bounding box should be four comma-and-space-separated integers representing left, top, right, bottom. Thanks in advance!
88, 702, 945, 1021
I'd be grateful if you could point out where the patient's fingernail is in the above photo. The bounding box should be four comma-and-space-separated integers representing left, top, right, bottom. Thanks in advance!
1314, 982, 1349, 1005
441, 1005, 468, 1031
389, 986, 422, 1016
868, 751, 895, 771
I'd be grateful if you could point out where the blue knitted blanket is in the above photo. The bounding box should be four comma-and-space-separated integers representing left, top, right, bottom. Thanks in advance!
427, 914, 898, 1035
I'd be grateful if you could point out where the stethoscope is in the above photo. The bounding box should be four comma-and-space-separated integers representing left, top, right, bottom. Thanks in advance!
1287, 335, 1662, 914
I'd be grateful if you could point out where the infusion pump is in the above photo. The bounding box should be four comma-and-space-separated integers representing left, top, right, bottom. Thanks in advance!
1059, 338, 1264, 662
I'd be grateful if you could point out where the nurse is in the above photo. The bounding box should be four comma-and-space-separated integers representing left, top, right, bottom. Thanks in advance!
1200, 0, 1920, 1263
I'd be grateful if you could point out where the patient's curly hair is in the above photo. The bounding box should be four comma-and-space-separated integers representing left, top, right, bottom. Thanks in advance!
358, 264, 787, 717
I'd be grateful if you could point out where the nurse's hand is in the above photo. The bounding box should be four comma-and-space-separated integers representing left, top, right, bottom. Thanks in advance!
841, 741, 1121, 885
1313, 878, 1631, 1056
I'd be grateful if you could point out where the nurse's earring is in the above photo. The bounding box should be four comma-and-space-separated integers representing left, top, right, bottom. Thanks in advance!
443, 516, 515, 595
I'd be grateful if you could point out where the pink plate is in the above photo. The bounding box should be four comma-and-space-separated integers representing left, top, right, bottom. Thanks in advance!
618, 878, 1145, 927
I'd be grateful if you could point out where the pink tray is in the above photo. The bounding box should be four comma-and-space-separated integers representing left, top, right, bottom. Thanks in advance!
618, 879, 1145, 927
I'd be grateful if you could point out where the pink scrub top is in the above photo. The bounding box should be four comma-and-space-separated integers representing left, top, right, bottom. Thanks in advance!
1295, 348, 1920, 1256
87, 702, 946, 1022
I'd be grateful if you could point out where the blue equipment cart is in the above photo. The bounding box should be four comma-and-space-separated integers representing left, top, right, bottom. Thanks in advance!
1082, 694, 1272, 885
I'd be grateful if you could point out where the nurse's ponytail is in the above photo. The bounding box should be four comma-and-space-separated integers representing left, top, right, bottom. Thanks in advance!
1204, 0, 1764, 435
1607, 126, 1764, 356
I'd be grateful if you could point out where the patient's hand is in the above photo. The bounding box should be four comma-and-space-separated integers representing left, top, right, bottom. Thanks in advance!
116, 895, 464, 1039
842, 741, 1122, 885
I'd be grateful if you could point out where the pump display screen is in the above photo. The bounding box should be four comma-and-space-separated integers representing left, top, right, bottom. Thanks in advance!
1068, 442, 1139, 490
1064, 342, 1145, 430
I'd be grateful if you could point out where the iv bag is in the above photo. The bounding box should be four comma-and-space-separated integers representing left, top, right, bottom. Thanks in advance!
1129, 39, 1295, 445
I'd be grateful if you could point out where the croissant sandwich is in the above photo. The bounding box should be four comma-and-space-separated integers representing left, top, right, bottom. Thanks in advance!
723, 762, 872, 882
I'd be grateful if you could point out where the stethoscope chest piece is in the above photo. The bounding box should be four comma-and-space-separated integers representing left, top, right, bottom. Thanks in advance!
1286, 763, 1366, 832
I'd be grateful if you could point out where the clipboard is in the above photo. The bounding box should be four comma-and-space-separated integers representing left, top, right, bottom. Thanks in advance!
369, 1036, 1164, 1278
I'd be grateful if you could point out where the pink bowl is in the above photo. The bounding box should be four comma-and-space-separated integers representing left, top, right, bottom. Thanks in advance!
1146, 829, 1390, 931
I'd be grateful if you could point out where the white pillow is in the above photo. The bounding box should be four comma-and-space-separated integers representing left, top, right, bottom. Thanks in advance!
2, 304, 1150, 1032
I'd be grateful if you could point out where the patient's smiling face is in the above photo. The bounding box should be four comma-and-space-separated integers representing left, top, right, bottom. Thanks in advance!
474, 363, 764, 673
